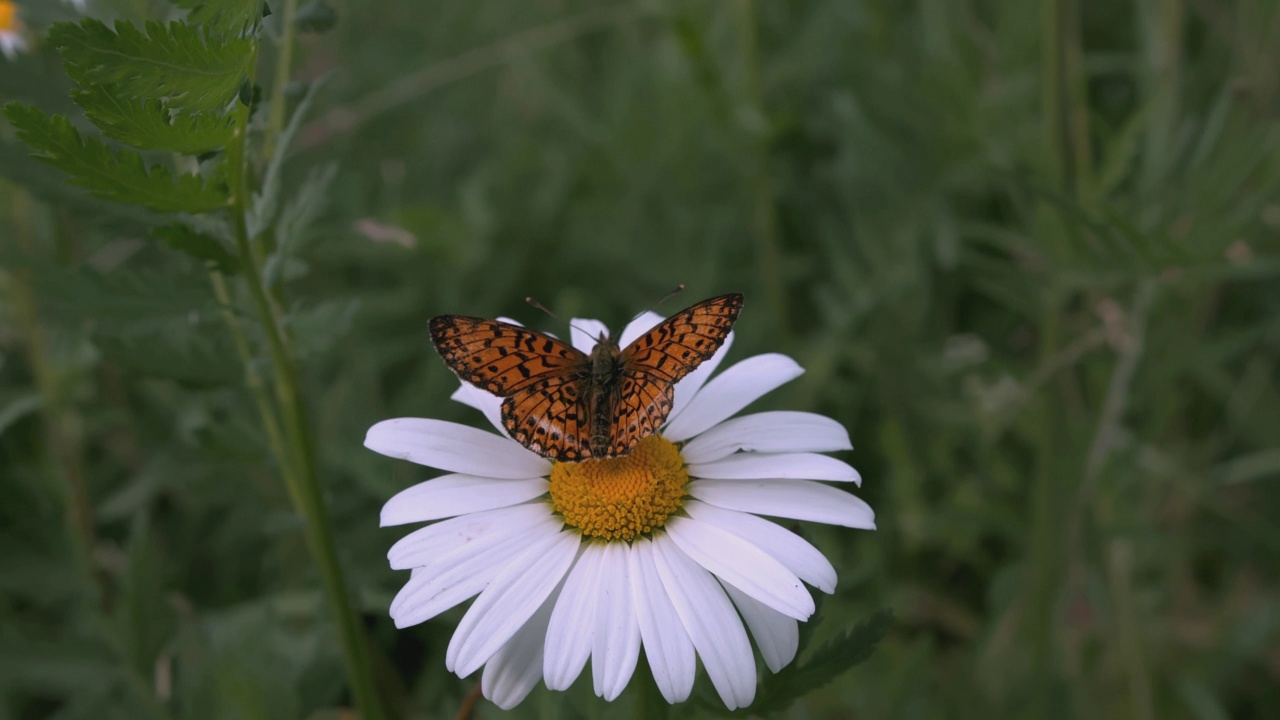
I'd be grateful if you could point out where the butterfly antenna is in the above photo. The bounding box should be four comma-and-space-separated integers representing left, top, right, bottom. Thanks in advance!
525, 296, 561, 322
625, 283, 686, 325
528, 296, 596, 339
655, 283, 686, 308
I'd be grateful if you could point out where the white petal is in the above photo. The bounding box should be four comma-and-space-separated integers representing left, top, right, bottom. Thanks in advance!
689, 452, 861, 485
619, 311, 663, 347
450, 383, 506, 435
0, 33, 27, 59
683, 500, 836, 593
665, 516, 813, 621
481, 582, 560, 710
629, 538, 695, 704
446, 530, 580, 677
668, 331, 734, 420
543, 544, 603, 690
689, 479, 876, 529
592, 542, 642, 701
365, 418, 551, 478
570, 318, 609, 353
651, 534, 756, 710
387, 503, 552, 569
679, 411, 852, 464
722, 582, 798, 674
380, 475, 548, 527
661, 354, 804, 441
389, 515, 562, 628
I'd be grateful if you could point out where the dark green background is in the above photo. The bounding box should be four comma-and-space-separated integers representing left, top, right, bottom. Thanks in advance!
2, 0, 1278, 717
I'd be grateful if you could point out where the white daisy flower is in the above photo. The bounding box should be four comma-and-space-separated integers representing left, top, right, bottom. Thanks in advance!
0, 1, 29, 61
365, 309, 876, 710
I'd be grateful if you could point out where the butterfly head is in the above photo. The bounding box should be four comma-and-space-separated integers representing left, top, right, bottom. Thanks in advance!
588, 330, 622, 375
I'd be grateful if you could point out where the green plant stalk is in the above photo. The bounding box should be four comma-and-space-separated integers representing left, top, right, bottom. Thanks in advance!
1139, 0, 1183, 193
13, 275, 96, 562
8, 188, 98, 587
9, 187, 171, 720
225, 79, 388, 720
1026, 296, 1065, 703
263, 0, 300, 163
732, 0, 788, 342
1108, 541, 1155, 720
1042, 0, 1093, 199
208, 270, 299, 507
260, 0, 300, 310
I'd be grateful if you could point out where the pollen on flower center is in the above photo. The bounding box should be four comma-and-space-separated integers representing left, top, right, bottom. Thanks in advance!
549, 435, 688, 541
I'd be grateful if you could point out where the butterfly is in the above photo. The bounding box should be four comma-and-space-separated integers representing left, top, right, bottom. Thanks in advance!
429, 293, 744, 462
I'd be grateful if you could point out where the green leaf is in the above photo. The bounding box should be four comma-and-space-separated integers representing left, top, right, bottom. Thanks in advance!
1213, 449, 1280, 486
0, 391, 42, 437
152, 223, 240, 271
0, 243, 218, 331
0, 137, 169, 233
49, 19, 253, 114
117, 515, 173, 676
5, 104, 227, 214
264, 163, 336, 286
97, 454, 176, 523
249, 75, 330, 237
747, 609, 893, 714
93, 319, 233, 368
278, 163, 337, 245
72, 85, 235, 154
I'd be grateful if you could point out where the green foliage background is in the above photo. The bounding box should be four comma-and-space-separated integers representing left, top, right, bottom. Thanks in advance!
2, 0, 1279, 718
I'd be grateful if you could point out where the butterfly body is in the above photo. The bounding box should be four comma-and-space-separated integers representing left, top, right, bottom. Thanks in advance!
429, 293, 743, 462
583, 332, 628, 457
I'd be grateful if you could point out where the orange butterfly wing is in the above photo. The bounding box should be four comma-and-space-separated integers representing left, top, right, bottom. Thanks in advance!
429, 316, 593, 459
428, 316, 586, 394
503, 377, 592, 461
430, 293, 744, 463
607, 292, 744, 455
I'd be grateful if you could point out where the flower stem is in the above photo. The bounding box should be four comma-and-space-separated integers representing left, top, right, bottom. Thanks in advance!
224, 77, 387, 720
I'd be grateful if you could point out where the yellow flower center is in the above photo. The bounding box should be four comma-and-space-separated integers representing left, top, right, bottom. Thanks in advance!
549, 435, 688, 541
0, 2, 18, 32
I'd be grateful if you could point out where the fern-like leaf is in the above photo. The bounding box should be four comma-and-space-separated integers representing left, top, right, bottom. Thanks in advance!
49, 19, 253, 114
249, 75, 329, 237
0, 137, 169, 233
169, 0, 265, 36
5, 104, 227, 214
169, 0, 264, 36
744, 609, 893, 715
72, 85, 234, 154
152, 223, 239, 271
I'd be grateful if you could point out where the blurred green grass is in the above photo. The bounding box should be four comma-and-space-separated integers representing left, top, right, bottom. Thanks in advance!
2, 0, 1279, 718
